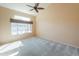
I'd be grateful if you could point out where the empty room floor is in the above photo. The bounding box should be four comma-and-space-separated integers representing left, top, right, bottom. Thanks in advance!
0, 37, 79, 56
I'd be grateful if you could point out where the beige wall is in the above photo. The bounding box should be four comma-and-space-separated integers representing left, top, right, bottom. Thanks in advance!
0, 6, 36, 45
36, 4, 79, 47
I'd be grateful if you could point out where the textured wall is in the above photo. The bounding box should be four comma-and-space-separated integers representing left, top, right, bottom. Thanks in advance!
0, 6, 36, 45
36, 4, 79, 47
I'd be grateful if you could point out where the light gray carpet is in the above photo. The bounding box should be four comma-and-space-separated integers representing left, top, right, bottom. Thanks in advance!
0, 37, 79, 56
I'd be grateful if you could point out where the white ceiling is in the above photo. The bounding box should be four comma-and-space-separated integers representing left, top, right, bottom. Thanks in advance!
0, 3, 49, 16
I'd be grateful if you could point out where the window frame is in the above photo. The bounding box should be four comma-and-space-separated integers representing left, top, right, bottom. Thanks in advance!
10, 18, 33, 35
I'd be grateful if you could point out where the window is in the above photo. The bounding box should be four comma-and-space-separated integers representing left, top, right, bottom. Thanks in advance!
10, 15, 33, 35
